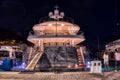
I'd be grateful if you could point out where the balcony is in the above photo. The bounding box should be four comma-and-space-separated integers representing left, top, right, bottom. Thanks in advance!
39, 16, 74, 24
28, 30, 84, 38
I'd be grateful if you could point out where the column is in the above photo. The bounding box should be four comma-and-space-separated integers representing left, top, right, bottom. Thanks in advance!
40, 39, 44, 51
71, 39, 74, 46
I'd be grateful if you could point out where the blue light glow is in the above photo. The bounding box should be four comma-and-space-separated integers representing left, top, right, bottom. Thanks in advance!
87, 62, 90, 64
86, 61, 91, 68
87, 65, 90, 68
12, 62, 26, 71
0, 60, 3, 65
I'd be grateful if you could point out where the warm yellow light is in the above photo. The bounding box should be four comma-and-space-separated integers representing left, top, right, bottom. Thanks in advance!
48, 24, 52, 26
61, 24, 64, 26
67, 65, 71, 68
12, 40, 16, 42
75, 64, 78, 68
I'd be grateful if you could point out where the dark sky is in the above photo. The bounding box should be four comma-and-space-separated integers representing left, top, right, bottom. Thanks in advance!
0, 0, 120, 49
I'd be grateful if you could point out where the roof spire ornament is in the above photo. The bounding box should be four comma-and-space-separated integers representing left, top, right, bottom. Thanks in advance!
49, 6, 64, 20
54, 5, 59, 10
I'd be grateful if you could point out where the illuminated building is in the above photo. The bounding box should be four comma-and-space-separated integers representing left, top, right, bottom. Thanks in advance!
25, 6, 86, 71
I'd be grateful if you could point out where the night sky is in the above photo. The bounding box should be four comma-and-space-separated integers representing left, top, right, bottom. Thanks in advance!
0, 0, 120, 50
